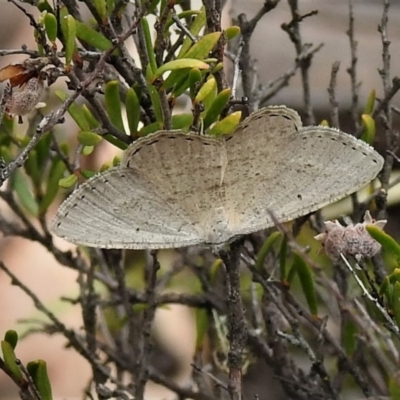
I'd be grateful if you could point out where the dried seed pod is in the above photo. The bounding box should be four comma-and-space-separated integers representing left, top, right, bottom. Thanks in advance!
5, 74, 45, 122
314, 211, 387, 262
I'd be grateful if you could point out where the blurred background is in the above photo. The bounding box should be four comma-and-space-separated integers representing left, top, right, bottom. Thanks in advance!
0, 1, 399, 399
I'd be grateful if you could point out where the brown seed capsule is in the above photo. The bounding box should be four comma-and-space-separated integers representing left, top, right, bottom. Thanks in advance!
314, 211, 386, 262
5, 74, 45, 122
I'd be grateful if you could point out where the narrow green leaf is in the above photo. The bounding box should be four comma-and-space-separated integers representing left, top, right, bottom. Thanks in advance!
60, 13, 76, 69
140, 114, 193, 136
207, 111, 241, 136
59, 174, 78, 189
224, 26, 241, 40
203, 88, 231, 129
147, 82, 163, 126
389, 372, 400, 400
293, 253, 318, 317
27, 360, 53, 400
37, 0, 53, 13
44, 12, 58, 43
343, 321, 357, 356
39, 158, 66, 214
178, 7, 206, 57
366, 225, 400, 263
141, 17, 157, 75
194, 77, 216, 104
279, 236, 289, 282
1, 341, 23, 381
4, 330, 18, 350
364, 89, 376, 115
392, 282, 400, 328
105, 81, 126, 133
75, 21, 113, 51
77, 131, 103, 146
82, 145, 94, 156
55, 90, 90, 131
171, 113, 193, 130
125, 88, 140, 136
93, 0, 107, 22
189, 68, 202, 100
166, 10, 202, 29
164, 31, 220, 89
360, 114, 376, 145
255, 231, 282, 272
80, 169, 97, 179
153, 58, 209, 80
106, 0, 116, 15
184, 32, 221, 59
12, 170, 38, 216
24, 150, 42, 189
35, 126, 52, 168
195, 308, 208, 350
81, 105, 100, 129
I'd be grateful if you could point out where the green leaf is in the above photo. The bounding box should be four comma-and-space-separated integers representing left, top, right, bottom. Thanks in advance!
293, 253, 318, 317
24, 150, 42, 189
1, 340, 23, 381
224, 26, 241, 40
207, 111, 241, 136
166, 10, 202, 29
105, 81, 126, 133
178, 7, 206, 57
184, 32, 221, 59
93, 0, 107, 22
153, 58, 209, 80
389, 372, 400, 400
364, 89, 376, 115
4, 330, 18, 350
140, 17, 157, 75
106, 0, 115, 15
195, 308, 208, 350
75, 21, 113, 51
392, 281, 400, 328
171, 113, 193, 130
81, 104, 100, 129
255, 231, 282, 272
125, 87, 140, 136
164, 31, 220, 90
147, 81, 164, 127
39, 158, 66, 214
279, 236, 288, 282
37, 0, 53, 13
140, 114, 193, 136
360, 114, 376, 145
44, 12, 58, 43
203, 88, 231, 129
194, 76, 216, 104
60, 12, 76, 69
35, 129, 52, 170
59, 174, 78, 189
77, 131, 103, 146
82, 145, 94, 156
55, 90, 90, 131
27, 360, 53, 400
189, 68, 203, 100
342, 321, 357, 356
366, 225, 400, 263
80, 169, 97, 179
12, 170, 38, 216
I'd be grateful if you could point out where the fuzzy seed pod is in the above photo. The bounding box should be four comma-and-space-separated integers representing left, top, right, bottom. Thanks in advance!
314, 211, 386, 262
5, 75, 44, 119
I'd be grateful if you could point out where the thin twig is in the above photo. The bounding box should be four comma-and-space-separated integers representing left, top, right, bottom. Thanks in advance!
346, 0, 360, 130
327, 61, 341, 128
